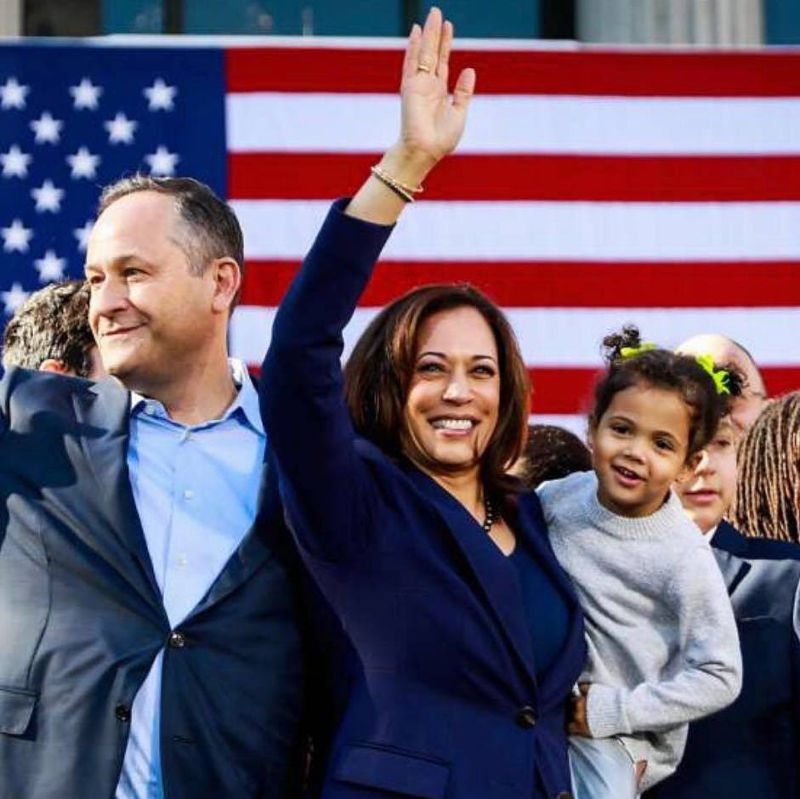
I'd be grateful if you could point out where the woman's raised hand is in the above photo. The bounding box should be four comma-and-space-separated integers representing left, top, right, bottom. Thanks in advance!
398, 7, 476, 169
346, 7, 475, 224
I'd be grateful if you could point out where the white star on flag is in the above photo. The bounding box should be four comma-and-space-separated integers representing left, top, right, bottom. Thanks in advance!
30, 111, 63, 144
73, 220, 93, 252
144, 78, 177, 111
70, 77, 102, 110
0, 77, 29, 110
1, 283, 30, 315
34, 250, 66, 282
0, 145, 32, 178
105, 112, 137, 144
67, 146, 100, 179
145, 145, 179, 176
31, 179, 64, 213
1, 219, 32, 252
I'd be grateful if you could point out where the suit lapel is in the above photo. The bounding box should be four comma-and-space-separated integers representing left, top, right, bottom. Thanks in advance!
711, 521, 752, 596
72, 378, 162, 605
189, 457, 277, 616
514, 493, 586, 692
403, 465, 540, 691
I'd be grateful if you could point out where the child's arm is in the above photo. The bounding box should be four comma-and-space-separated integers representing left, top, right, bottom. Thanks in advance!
584, 542, 742, 738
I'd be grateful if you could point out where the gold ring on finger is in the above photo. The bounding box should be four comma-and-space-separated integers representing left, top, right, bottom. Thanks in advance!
417, 63, 432, 73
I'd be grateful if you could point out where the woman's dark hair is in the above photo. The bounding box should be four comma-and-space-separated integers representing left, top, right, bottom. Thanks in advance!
590, 325, 742, 459
731, 391, 800, 542
343, 283, 530, 503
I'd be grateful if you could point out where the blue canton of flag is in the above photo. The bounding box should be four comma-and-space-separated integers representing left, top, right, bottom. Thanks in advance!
0, 43, 227, 315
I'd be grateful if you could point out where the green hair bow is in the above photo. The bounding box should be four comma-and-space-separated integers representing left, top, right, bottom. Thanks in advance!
695, 353, 731, 395
620, 342, 657, 360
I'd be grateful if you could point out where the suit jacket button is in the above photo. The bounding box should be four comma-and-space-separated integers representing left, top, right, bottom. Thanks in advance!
515, 705, 537, 728
168, 631, 186, 649
115, 704, 131, 722
555, 793, 573, 799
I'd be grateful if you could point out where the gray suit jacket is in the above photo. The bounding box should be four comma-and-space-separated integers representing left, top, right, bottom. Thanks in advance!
647, 521, 800, 798
0, 367, 306, 799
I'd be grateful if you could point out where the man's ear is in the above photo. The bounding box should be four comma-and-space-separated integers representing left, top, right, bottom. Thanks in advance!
210, 257, 242, 314
39, 358, 72, 375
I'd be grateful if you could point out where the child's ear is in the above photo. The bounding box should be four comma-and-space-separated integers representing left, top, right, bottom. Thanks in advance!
677, 450, 701, 483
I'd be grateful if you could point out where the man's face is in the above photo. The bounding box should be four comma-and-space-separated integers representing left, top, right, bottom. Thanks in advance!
674, 418, 739, 534
85, 191, 217, 394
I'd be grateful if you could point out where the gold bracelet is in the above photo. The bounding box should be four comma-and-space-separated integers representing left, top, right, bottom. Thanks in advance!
370, 165, 424, 203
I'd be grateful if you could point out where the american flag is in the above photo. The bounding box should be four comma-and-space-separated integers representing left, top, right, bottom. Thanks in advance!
2, 40, 800, 433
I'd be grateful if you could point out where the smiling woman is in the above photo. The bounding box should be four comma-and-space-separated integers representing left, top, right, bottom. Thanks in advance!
258, 9, 587, 799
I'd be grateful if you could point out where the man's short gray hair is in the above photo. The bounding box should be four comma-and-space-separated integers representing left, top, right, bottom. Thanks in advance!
98, 175, 245, 302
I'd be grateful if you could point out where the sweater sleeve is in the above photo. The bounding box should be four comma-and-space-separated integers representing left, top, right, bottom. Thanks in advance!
586, 542, 742, 738
260, 200, 394, 561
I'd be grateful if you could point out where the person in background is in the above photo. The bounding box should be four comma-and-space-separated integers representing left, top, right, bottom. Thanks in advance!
513, 423, 591, 490
676, 334, 767, 432
647, 404, 800, 799
538, 325, 742, 798
2, 279, 105, 378
730, 390, 800, 543
260, 10, 586, 798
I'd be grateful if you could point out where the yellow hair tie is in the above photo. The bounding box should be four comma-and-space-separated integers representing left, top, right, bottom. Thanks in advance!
695, 353, 731, 395
620, 342, 657, 360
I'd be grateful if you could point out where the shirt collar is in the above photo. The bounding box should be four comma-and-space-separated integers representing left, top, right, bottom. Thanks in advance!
130, 358, 264, 436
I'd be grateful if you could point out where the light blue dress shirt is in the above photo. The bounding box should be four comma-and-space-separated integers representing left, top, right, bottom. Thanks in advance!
116, 360, 266, 799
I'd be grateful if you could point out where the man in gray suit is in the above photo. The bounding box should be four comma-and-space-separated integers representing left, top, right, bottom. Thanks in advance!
0, 176, 305, 799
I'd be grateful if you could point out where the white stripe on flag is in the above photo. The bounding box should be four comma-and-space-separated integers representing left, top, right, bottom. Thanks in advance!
230, 306, 800, 368
227, 94, 800, 155
233, 200, 800, 261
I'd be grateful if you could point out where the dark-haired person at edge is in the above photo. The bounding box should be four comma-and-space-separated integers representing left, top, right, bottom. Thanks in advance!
537, 326, 741, 798
2, 279, 105, 378
260, 9, 585, 799
731, 391, 800, 544
647, 400, 800, 799
513, 424, 591, 491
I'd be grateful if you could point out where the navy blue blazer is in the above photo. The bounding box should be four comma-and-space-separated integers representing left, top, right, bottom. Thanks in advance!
261, 202, 586, 799
646, 520, 800, 799
0, 367, 306, 799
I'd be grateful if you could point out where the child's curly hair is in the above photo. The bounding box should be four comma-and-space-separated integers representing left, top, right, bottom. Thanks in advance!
590, 325, 743, 459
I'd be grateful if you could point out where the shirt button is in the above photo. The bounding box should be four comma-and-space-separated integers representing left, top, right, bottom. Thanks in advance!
177, 553, 188, 568
183, 489, 194, 500
515, 705, 537, 729
168, 631, 186, 649
115, 703, 131, 722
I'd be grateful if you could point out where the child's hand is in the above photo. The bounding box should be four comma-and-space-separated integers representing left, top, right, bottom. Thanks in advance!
567, 682, 592, 736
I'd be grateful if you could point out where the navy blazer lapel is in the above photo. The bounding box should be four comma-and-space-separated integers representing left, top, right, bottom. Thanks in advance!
403, 465, 539, 691
711, 522, 752, 596
72, 378, 162, 604
514, 493, 586, 691
189, 456, 278, 616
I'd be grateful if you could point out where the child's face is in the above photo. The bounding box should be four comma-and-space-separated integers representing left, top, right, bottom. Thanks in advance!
589, 382, 691, 518
674, 418, 738, 534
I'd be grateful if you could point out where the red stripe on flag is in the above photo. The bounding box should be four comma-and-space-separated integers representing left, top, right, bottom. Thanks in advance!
240, 260, 800, 309
226, 48, 800, 97
229, 153, 800, 202
243, 364, 800, 414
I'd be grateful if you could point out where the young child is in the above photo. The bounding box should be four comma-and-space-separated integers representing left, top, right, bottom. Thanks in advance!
537, 325, 743, 797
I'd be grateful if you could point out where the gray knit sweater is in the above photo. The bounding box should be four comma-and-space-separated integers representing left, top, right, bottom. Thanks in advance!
537, 471, 742, 790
